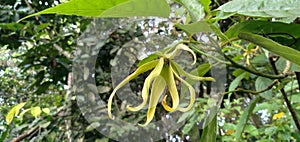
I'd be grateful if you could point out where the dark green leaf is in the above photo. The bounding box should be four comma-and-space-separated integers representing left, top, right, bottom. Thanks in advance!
255, 77, 273, 99
226, 20, 300, 50
234, 96, 261, 141
239, 32, 300, 66
200, 114, 217, 142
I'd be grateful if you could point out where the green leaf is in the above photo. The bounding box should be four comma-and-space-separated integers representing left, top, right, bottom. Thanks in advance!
244, 125, 259, 137
19, 0, 169, 22
217, 0, 300, 18
137, 53, 159, 67
226, 20, 300, 50
200, 114, 217, 142
101, 0, 170, 17
6, 102, 26, 124
199, 0, 212, 13
174, 21, 212, 35
35, 81, 52, 94
42, 108, 50, 115
176, 0, 205, 22
234, 96, 261, 141
19, 109, 31, 121
228, 72, 247, 96
255, 77, 273, 99
31, 107, 42, 118
239, 32, 300, 67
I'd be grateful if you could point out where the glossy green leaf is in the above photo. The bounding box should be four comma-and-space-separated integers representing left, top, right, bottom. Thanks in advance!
225, 20, 300, 50
19, 0, 169, 21
176, 0, 205, 22
234, 96, 261, 141
255, 77, 273, 99
217, 0, 300, 18
239, 32, 300, 66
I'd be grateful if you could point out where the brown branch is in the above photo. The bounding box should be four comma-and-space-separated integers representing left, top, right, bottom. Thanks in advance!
11, 127, 39, 142
269, 57, 300, 132
222, 80, 278, 95
224, 55, 286, 79
53, 44, 73, 59
296, 72, 300, 91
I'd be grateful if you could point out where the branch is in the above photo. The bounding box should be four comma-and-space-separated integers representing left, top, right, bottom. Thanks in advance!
224, 55, 286, 79
269, 57, 300, 132
11, 126, 39, 142
222, 80, 278, 95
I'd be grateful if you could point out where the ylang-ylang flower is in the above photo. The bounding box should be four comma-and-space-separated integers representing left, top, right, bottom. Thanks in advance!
108, 43, 215, 126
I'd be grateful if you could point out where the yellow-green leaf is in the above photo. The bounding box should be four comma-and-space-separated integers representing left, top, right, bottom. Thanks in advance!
31, 107, 42, 118
19, 0, 169, 22
42, 108, 50, 115
6, 102, 26, 124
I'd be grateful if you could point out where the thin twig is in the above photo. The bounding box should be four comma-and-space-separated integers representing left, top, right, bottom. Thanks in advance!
222, 80, 278, 95
224, 55, 286, 79
269, 57, 300, 132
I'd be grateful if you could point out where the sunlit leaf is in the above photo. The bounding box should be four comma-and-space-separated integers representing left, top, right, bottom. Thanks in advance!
176, 0, 205, 22
6, 102, 26, 124
19, 0, 169, 22
31, 107, 42, 118
217, 0, 300, 18
42, 108, 50, 115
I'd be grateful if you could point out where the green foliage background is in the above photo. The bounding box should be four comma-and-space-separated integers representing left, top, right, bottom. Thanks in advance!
1, 0, 300, 141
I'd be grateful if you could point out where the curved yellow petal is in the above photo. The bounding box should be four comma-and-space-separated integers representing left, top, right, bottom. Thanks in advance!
170, 63, 196, 112
160, 63, 179, 112
139, 75, 166, 127
108, 59, 160, 119
171, 61, 215, 82
127, 57, 164, 112
165, 44, 197, 65
162, 95, 172, 111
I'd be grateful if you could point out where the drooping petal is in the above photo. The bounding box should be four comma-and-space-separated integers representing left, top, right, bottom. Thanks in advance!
170, 61, 215, 82
170, 63, 196, 112
108, 59, 160, 119
160, 63, 179, 112
127, 57, 164, 112
165, 44, 197, 65
139, 75, 166, 127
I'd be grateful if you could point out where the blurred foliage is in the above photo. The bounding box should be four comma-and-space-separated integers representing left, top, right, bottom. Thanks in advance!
1, 0, 300, 142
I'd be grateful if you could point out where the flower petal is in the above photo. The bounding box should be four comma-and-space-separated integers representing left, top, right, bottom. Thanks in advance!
139, 75, 166, 126
160, 63, 179, 112
165, 44, 197, 65
171, 61, 215, 82
108, 59, 160, 119
127, 57, 164, 112
170, 64, 196, 112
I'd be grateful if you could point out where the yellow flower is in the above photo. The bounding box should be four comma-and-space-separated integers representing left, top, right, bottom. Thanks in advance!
108, 43, 215, 126
272, 112, 285, 120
